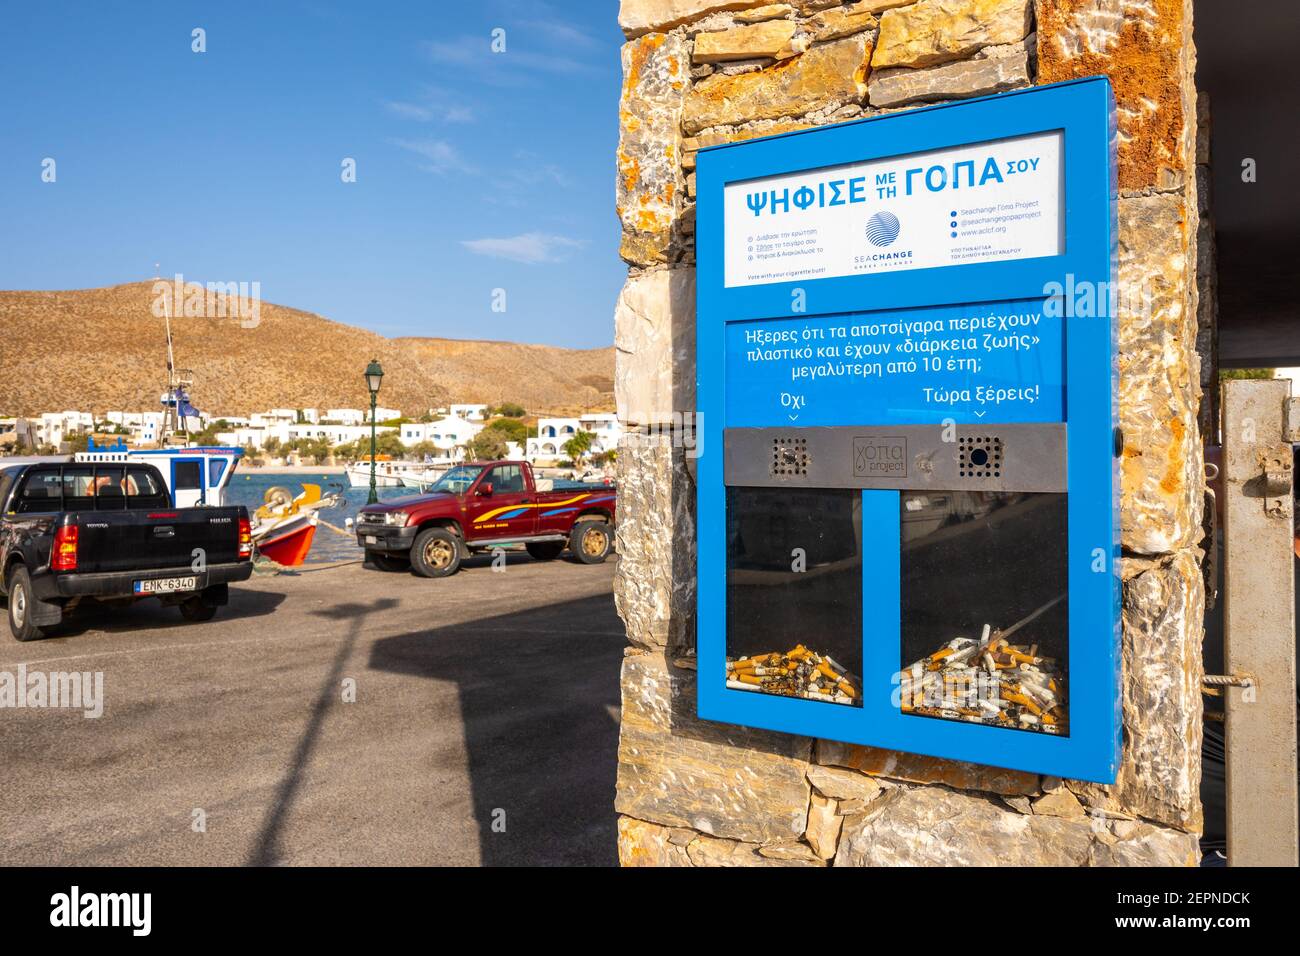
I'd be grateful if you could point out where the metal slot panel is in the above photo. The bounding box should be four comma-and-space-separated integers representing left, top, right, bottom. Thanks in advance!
725, 423, 1067, 493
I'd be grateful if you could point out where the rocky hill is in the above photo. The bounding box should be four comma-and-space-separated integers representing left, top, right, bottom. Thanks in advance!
0, 282, 613, 418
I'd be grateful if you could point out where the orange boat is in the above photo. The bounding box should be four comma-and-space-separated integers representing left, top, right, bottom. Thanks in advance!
251, 484, 341, 566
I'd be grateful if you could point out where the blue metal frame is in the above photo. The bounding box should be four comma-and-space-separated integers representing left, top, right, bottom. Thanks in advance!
695, 78, 1120, 782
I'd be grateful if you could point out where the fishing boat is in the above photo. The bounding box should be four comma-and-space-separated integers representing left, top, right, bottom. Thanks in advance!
398, 463, 454, 490
344, 459, 433, 488
250, 483, 344, 566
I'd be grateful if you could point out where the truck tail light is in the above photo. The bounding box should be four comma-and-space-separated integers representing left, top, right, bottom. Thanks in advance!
237, 516, 252, 560
52, 525, 79, 572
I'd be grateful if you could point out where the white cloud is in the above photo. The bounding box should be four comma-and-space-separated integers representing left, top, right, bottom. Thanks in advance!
390, 138, 476, 175
383, 85, 475, 124
424, 34, 596, 86
460, 232, 587, 264
520, 19, 600, 49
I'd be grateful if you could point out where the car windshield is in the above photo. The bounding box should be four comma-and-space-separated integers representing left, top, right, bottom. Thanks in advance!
427, 465, 485, 495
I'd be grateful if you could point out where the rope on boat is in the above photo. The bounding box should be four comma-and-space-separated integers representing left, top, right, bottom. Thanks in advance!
317, 518, 354, 537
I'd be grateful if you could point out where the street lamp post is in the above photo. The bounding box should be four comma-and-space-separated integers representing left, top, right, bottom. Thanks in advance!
364, 358, 385, 504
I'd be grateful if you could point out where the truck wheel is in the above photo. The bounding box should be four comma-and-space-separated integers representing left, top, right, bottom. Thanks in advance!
570, 520, 612, 564
366, 550, 411, 572
526, 541, 565, 561
7, 565, 49, 642
179, 597, 218, 622
411, 528, 462, 578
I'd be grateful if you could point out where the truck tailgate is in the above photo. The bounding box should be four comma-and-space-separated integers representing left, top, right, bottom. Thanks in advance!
67, 507, 243, 573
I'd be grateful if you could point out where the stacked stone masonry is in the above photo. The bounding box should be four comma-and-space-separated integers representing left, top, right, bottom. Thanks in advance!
613, 0, 1206, 865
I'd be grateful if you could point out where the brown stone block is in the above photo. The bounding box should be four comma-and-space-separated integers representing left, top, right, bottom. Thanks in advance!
868, 50, 1029, 107
613, 433, 697, 650
614, 268, 697, 426
692, 20, 800, 63
1067, 550, 1205, 832
1117, 192, 1203, 554
682, 34, 873, 135
873, 0, 1033, 70
814, 738, 1040, 795
620, 0, 783, 37
616, 652, 814, 844
807, 1, 880, 42
1035, 0, 1192, 191
618, 33, 690, 267
834, 786, 1200, 865
617, 815, 695, 865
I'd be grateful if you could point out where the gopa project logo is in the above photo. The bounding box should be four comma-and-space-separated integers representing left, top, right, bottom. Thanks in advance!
865, 211, 901, 247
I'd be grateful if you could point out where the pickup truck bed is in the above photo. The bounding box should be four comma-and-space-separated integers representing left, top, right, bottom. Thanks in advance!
0, 461, 253, 641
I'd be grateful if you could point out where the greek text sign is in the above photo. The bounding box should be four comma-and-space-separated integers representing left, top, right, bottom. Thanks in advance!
723, 130, 1064, 288
726, 301, 1064, 426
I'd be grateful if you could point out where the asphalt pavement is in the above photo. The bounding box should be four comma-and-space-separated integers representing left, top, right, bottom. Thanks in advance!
0, 553, 624, 866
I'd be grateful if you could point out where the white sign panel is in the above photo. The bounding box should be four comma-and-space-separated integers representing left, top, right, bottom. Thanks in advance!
723, 130, 1064, 288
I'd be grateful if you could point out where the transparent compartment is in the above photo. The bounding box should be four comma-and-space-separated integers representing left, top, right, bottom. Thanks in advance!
897, 491, 1069, 735
725, 487, 863, 707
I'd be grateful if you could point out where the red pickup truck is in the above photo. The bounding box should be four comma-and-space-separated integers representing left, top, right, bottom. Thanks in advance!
353, 461, 617, 577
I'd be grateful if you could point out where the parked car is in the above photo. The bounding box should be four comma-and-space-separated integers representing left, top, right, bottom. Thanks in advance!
354, 460, 616, 577
0, 460, 253, 641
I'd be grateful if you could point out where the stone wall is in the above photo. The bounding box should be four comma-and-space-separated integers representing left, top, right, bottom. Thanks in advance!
612, 0, 1205, 865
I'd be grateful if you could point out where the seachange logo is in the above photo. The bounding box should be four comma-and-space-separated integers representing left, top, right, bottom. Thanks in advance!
866, 211, 901, 247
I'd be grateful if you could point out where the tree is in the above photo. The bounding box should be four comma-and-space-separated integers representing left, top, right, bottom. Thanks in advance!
465, 432, 508, 461
481, 418, 527, 444
409, 440, 440, 461
374, 431, 406, 459
300, 436, 333, 464
563, 430, 593, 466
263, 436, 282, 455
496, 402, 525, 418
193, 419, 231, 446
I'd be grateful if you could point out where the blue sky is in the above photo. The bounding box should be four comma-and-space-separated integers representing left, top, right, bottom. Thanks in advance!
0, 0, 625, 348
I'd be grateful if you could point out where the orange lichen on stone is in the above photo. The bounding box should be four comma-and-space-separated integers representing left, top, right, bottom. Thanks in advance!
682, 34, 872, 135
617, 31, 689, 266
1159, 416, 1186, 494
1035, 0, 1189, 191
622, 32, 667, 98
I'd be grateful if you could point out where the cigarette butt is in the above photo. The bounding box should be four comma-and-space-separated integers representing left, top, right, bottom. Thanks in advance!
1002, 691, 1043, 716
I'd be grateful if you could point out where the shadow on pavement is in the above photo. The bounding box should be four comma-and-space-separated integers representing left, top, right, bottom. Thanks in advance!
247, 596, 399, 866
369, 591, 624, 866
1, 587, 287, 641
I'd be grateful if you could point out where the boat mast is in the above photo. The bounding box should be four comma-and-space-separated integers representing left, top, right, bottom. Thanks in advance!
158, 267, 195, 445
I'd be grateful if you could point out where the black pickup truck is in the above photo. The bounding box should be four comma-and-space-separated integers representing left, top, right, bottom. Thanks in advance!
0, 460, 253, 641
